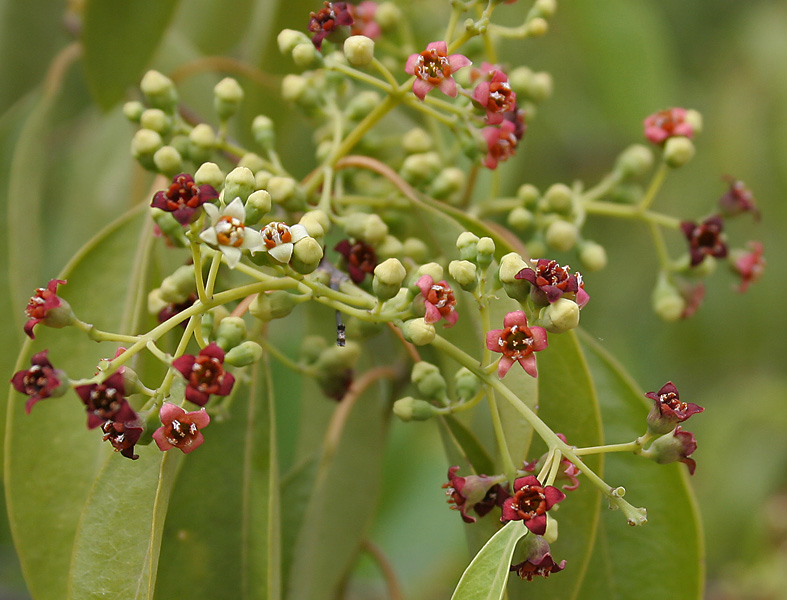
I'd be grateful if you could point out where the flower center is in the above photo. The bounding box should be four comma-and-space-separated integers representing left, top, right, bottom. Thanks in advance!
26, 290, 48, 319
88, 385, 122, 417
498, 324, 535, 359
415, 49, 450, 83
488, 82, 514, 112
190, 355, 224, 393
215, 216, 246, 247
660, 391, 689, 413
261, 222, 293, 249
166, 176, 199, 209
165, 418, 199, 447
510, 484, 547, 521
22, 365, 48, 395
427, 284, 456, 316
536, 260, 569, 287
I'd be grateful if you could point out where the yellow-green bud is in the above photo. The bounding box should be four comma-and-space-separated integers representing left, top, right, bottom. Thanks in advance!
544, 183, 573, 213
543, 515, 559, 544
147, 288, 167, 315
345, 213, 388, 245
684, 109, 702, 135
224, 341, 263, 367
375, 2, 402, 31
526, 239, 547, 259
201, 305, 230, 341
416, 262, 444, 283
292, 42, 322, 68
402, 127, 433, 153
299, 209, 330, 237
160, 264, 196, 303
238, 152, 266, 174
346, 315, 384, 340
373, 258, 406, 299
663, 136, 695, 168
411, 361, 447, 399
498, 252, 530, 301
430, 167, 466, 200
140, 70, 178, 112
517, 183, 540, 206
255, 169, 273, 190
140, 108, 170, 134
540, 297, 580, 333
508, 207, 535, 231
616, 144, 654, 179
402, 318, 435, 346
401, 151, 441, 183
188, 124, 216, 163
508, 66, 534, 98
123, 101, 145, 122
223, 167, 256, 204
153, 146, 183, 177
194, 161, 224, 190
291, 237, 323, 274
402, 237, 428, 262
375, 234, 404, 260
214, 77, 244, 121
579, 241, 608, 272
278, 29, 311, 54
455, 367, 481, 400
448, 260, 477, 290
393, 397, 437, 422
545, 220, 578, 252
345, 90, 381, 120
651, 274, 685, 322
252, 115, 275, 150
315, 341, 361, 371
151, 210, 188, 247
267, 175, 296, 205
131, 129, 163, 169
456, 232, 480, 261
528, 17, 549, 37
245, 190, 272, 225
476, 237, 495, 268
250, 291, 297, 321
344, 35, 375, 67
215, 316, 247, 351
534, 0, 557, 18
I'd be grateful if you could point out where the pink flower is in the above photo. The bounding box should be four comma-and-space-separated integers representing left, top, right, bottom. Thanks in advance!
486, 311, 548, 378
645, 381, 704, 435
172, 342, 235, 407
349, 1, 380, 39
443, 466, 508, 523
11, 350, 68, 413
643, 107, 694, 145
730, 241, 765, 293
510, 536, 566, 581
515, 259, 589, 308
102, 418, 144, 460
472, 65, 517, 124
308, 1, 354, 50
75, 372, 136, 430
24, 279, 73, 339
152, 402, 210, 454
500, 475, 566, 535
405, 41, 471, 100
150, 173, 218, 226
681, 215, 728, 267
481, 119, 518, 169
416, 274, 458, 327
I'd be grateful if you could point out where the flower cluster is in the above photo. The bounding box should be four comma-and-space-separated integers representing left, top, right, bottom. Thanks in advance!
642, 382, 702, 474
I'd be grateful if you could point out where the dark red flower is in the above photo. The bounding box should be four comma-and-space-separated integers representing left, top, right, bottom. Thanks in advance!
481, 119, 518, 169
75, 372, 136, 429
522, 434, 581, 492
24, 279, 73, 339
472, 64, 517, 125
308, 1, 354, 50
443, 466, 507, 523
102, 418, 144, 460
172, 342, 235, 407
502, 105, 527, 141
11, 350, 68, 413
150, 173, 218, 226
681, 215, 728, 267
730, 241, 765, 293
718, 176, 760, 221
416, 274, 458, 327
676, 278, 706, 319
501, 475, 565, 535
335, 239, 377, 283
515, 259, 589, 308
643, 107, 694, 145
486, 311, 548, 379
645, 381, 703, 435
510, 536, 566, 581
152, 403, 210, 454
648, 426, 698, 475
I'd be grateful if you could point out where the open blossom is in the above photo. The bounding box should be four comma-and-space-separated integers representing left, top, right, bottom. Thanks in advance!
335, 239, 377, 283
416, 275, 458, 327
24, 279, 73, 339
645, 381, 704, 435
75, 372, 136, 429
11, 350, 68, 413
481, 119, 518, 169
443, 466, 507, 523
681, 215, 728, 267
102, 418, 144, 460
405, 41, 471, 101
510, 536, 566, 581
172, 342, 235, 407
730, 241, 765, 293
152, 402, 210, 454
349, 1, 380, 39
308, 1, 353, 49
719, 176, 760, 221
501, 475, 566, 535
150, 173, 218, 225
257, 221, 309, 263
515, 259, 589, 308
200, 198, 264, 268
486, 311, 548, 378
643, 107, 694, 145
472, 64, 517, 124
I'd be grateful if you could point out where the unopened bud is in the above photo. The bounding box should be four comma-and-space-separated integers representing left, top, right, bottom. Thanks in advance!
544, 184, 573, 213
375, 235, 403, 260
140, 108, 170, 134
140, 70, 178, 112
545, 220, 578, 252
402, 128, 433, 153
123, 101, 145, 122
291, 237, 323, 274
507, 207, 534, 231
292, 42, 322, 68
278, 29, 311, 55
684, 109, 703, 135
456, 232, 480, 261
224, 341, 263, 367
252, 115, 275, 150
147, 288, 168, 315
345, 213, 388, 244
238, 152, 266, 174
448, 260, 477, 290
663, 137, 695, 168
403, 238, 428, 262
416, 262, 444, 283
300, 335, 327, 364
579, 241, 607, 272
540, 297, 580, 333
214, 77, 244, 121
267, 176, 302, 210
151, 210, 187, 246
528, 17, 549, 37
616, 144, 654, 179
401, 151, 441, 183
375, 2, 402, 31
299, 209, 330, 238
223, 167, 256, 203
160, 265, 196, 303
534, 0, 557, 17
250, 291, 297, 321
393, 397, 437, 422
529, 71, 553, 102
153, 146, 183, 177
431, 167, 466, 200
344, 35, 375, 67
455, 367, 481, 400
402, 318, 435, 346
476, 237, 495, 268
131, 129, 163, 169
411, 362, 447, 399
215, 316, 247, 351
516, 183, 540, 206
651, 274, 685, 322
346, 90, 381, 120
194, 161, 224, 190
315, 341, 361, 371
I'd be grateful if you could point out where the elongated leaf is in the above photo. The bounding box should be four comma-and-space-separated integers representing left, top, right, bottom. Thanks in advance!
82, 0, 181, 109
451, 520, 527, 600
574, 331, 704, 600
441, 416, 495, 477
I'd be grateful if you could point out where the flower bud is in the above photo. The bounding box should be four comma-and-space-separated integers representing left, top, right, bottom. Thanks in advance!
526, 239, 547, 259
278, 28, 311, 54
663, 136, 695, 168
250, 291, 297, 321
345, 90, 382, 120
244, 190, 272, 225
646, 427, 697, 474
252, 115, 275, 150
224, 341, 263, 367
238, 152, 266, 174
402, 237, 428, 262
517, 183, 540, 206
393, 397, 437, 422
372, 258, 405, 300
255, 169, 273, 190
651, 274, 685, 322
578, 241, 607, 272
160, 264, 196, 303
153, 146, 183, 177
449, 260, 477, 291
527, 18, 549, 38
344, 35, 375, 67
430, 167, 466, 201
214, 77, 244, 121
455, 367, 481, 400
140, 108, 171, 134
616, 144, 654, 179
193, 161, 224, 191
456, 232, 480, 262
315, 341, 361, 372
684, 109, 702, 135
151, 209, 187, 246
187, 124, 215, 163
498, 253, 531, 302
214, 316, 247, 351
140, 70, 178, 112
201, 305, 230, 341
375, 2, 402, 31
292, 42, 322, 68
147, 288, 168, 315
123, 101, 145, 122
416, 262, 444, 283
291, 237, 324, 274
131, 129, 163, 169
476, 237, 495, 269
402, 127, 433, 153
223, 166, 256, 204
411, 361, 447, 399
299, 209, 330, 238
507, 207, 534, 231
299, 335, 327, 364
345, 213, 388, 244
539, 297, 580, 333
375, 235, 404, 260
545, 220, 578, 252
508, 66, 534, 98
544, 183, 573, 213
402, 318, 435, 346
401, 151, 441, 183
534, 0, 557, 17
529, 71, 553, 103
267, 176, 304, 211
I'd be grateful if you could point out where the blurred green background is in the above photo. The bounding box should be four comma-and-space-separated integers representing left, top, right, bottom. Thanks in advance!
2, 0, 785, 598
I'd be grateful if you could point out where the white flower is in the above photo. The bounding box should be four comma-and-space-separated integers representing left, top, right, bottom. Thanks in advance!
255, 221, 309, 263
199, 198, 264, 268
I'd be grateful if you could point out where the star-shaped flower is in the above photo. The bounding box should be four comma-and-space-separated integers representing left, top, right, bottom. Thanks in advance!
152, 403, 211, 454
24, 279, 73, 339
257, 221, 309, 263
515, 259, 589, 308
200, 198, 264, 268
11, 350, 69, 413
172, 342, 235, 407
150, 173, 218, 225
416, 274, 458, 327
645, 381, 703, 435
681, 215, 728, 267
500, 475, 566, 535
643, 107, 694, 145
405, 41, 471, 101
486, 311, 548, 378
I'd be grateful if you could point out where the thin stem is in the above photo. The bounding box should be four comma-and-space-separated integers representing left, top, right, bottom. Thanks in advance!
190, 241, 209, 305
258, 335, 310, 374
205, 251, 223, 298
574, 440, 642, 457
583, 201, 681, 229
648, 221, 672, 271
638, 161, 669, 212
361, 539, 404, 600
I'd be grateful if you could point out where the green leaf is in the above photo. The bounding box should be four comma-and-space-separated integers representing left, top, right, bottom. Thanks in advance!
82, 0, 181, 109
440, 416, 496, 477
450, 520, 528, 600
574, 330, 704, 600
